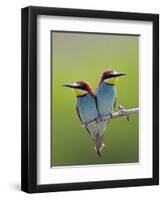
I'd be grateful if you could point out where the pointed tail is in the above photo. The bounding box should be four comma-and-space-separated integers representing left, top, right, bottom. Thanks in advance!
95, 120, 108, 157
95, 133, 104, 157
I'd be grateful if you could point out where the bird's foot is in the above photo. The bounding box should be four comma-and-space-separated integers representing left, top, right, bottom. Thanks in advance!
100, 114, 112, 121
95, 117, 101, 123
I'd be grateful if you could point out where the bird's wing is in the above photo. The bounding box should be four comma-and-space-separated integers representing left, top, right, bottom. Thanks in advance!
76, 106, 94, 136
94, 95, 99, 112
76, 106, 82, 123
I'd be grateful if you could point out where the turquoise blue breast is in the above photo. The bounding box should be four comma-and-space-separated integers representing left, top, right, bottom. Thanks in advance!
96, 83, 117, 116
77, 94, 99, 124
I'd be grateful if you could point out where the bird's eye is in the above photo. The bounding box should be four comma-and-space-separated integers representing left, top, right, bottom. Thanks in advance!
79, 84, 87, 91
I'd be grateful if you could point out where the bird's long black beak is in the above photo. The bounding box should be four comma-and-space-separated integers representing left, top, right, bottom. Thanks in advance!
62, 83, 78, 89
113, 73, 126, 78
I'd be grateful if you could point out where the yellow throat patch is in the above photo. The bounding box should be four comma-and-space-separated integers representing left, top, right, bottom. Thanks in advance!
73, 88, 87, 97
104, 77, 119, 85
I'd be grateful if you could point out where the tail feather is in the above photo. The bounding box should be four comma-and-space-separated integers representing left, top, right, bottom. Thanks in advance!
95, 133, 104, 157
97, 149, 101, 157
87, 120, 107, 157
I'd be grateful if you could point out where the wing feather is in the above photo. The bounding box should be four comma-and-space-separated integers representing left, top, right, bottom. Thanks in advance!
76, 106, 91, 135
76, 106, 82, 123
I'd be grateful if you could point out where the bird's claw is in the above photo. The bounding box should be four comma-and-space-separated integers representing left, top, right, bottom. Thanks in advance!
95, 117, 101, 123
100, 114, 112, 121
82, 114, 111, 128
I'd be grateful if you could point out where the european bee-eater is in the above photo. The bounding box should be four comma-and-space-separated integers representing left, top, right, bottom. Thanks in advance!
63, 80, 104, 156
96, 70, 126, 132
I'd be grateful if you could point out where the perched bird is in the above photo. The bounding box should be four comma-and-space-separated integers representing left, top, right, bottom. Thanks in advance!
63, 80, 104, 156
96, 70, 126, 135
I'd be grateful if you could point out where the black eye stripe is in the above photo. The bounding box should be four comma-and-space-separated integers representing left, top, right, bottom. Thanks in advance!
104, 73, 123, 79
104, 74, 116, 79
77, 85, 87, 90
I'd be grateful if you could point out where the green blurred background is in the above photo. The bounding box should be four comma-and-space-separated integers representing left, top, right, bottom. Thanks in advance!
51, 31, 139, 167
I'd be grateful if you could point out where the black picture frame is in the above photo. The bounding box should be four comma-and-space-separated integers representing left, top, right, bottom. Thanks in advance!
21, 6, 159, 193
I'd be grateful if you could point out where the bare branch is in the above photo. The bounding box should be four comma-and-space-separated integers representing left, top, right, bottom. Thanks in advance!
102, 105, 139, 120
82, 105, 139, 128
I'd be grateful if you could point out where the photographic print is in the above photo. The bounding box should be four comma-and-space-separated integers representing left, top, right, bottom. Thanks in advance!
51, 31, 139, 167
21, 6, 159, 193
